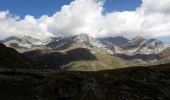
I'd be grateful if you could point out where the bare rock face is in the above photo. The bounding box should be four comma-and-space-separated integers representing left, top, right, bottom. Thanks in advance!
136, 39, 168, 54
1, 36, 52, 52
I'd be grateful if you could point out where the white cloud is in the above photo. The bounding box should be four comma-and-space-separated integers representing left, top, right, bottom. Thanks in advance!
44, 0, 104, 37
0, 11, 53, 39
141, 0, 170, 14
0, 0, 170, 39
0, 10, 9, 19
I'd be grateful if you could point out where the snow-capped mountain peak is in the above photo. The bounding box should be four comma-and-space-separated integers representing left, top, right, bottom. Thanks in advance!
131, 36, 145, 43
136, 39, 168, 54
2, 36, 41, 48
73, 34, 103, 48
1, 34, 170, 55
74, 34, 90, 41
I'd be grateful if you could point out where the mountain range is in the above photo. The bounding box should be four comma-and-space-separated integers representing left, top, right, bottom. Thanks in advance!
1, 34, 170, 99
1, 34, 170, 71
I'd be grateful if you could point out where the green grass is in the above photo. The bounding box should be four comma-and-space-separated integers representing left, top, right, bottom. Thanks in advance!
62, 49, 152, 71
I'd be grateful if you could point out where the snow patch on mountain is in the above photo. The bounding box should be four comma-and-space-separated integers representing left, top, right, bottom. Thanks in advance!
136, 39, 168, 54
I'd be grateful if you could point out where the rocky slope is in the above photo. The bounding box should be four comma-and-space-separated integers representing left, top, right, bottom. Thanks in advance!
1, 36, 52, 52
0, 64, 170, 100
2, 34, 169, 55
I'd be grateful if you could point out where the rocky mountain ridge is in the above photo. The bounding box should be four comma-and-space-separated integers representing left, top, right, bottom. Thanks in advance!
2, 34, 170, 55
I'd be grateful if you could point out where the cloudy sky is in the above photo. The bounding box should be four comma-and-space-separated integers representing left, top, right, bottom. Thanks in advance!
0, 0, 170, 41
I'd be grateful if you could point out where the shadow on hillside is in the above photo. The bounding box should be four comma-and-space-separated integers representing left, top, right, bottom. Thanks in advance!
47, 39, 73, 51
0, 43, 36, 68
24, 48, 97, 67
114, 54, 160, 61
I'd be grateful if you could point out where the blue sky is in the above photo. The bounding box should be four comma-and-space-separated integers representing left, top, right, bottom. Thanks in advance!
0, 0, 72, 18
0, 0, 142, 18
160, 38, 170, 42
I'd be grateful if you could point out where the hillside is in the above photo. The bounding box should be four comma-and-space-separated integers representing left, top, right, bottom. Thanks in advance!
0, 43, 39, 69
0, 41, 170, 99
0, 64, 170, 100
24, 48, 97, 68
